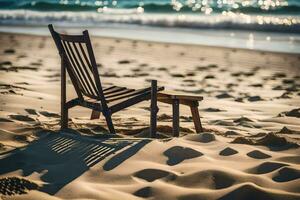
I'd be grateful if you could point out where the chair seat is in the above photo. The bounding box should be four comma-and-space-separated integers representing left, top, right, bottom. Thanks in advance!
85, 85, 164, 113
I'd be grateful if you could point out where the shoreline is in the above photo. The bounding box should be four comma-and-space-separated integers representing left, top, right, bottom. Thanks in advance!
1, 25, 300, 54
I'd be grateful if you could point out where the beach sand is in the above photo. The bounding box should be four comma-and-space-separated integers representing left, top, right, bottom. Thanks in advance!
0, 32, 300, 200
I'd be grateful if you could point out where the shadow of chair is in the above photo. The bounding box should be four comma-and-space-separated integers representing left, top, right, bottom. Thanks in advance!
0, 131, 150, 195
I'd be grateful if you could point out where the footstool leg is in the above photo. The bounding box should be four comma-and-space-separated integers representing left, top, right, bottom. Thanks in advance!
172, 99, 180, 137
150, 80, 158, 138
190, 105, 203, 133
90, 110, 101, 120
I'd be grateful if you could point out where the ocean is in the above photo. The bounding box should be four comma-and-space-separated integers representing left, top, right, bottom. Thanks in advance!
0, 0, 300, 53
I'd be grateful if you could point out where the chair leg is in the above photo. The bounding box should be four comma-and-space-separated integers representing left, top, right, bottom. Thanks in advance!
60, 56, 68, 130
105, 114, 115, 134
172, 99, 180, 137
90, 110, 101, 120
150, 80, 158, 138
61, 105, 68, 130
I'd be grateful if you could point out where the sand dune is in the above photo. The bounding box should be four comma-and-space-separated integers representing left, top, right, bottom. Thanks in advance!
0, 32, 299, 199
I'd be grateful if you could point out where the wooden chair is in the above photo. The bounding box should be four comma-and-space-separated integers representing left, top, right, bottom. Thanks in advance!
48, 24, 163, 137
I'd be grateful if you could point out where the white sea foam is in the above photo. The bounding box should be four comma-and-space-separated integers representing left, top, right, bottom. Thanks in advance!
0, 10, 299, 32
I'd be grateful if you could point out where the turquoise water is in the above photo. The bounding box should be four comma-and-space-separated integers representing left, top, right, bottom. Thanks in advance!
0, 0, 299, 32
1, 0, 300, 14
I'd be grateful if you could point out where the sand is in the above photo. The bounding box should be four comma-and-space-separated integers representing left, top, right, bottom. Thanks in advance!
0, 32, 300, 200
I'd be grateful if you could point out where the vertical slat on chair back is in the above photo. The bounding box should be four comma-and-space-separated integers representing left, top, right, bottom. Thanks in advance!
48, 25, 105, 102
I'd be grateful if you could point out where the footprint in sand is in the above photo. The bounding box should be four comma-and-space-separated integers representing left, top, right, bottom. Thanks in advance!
134, 169, 175, 182
13, 135, 29, 143
207, 64, 218, 69
282, 79, 295, 84
219, 147, 238, 156
175, 170, 236, 190
276, 156, 300, 164
0, 143, 5, 151
164, 146, 203, 166
25, 109, 38, 115
158, 67, 167, 71
171, 73, 185, 78
157, 114, 172, 122
118, 60, 131, 64
278, 126, 300, 134
273, 72, 286, 78
134, 73, 149, 77
246, 150, 271, 159
0, 61, 12, 67
202, 108, 224, 112
231, 72, 243, 77
224, 130, 240, 137
233, 117, 253, 123
133, 186, 153, 198
139, 63, 148, 67
196, 66, 208, 71
4, 49, 15, 54
204, 74, 215, 79
184, 133, 216, 143
279, 108, 300, 118
186, 72, 196, 76
9, 115, 35, 122
0, 177, 38, 196
249, 83, 263, 88
39, 111, 60, 118
218, 184, 275, 200
216, 92, 233, 99
248, 95, 263, 102
244, 72, 255, 77
131, 68, 141, 72
101, 72, 119, 78
272, 167, 300, 182
211, 120, 235, 126
256, 133, 299, 149
180, 116, 193, 122
247, 162, 288, 174
30, 62, 42, 66
0, 115, 13, 122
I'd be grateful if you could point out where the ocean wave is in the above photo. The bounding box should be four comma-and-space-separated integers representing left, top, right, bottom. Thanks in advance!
1, 0, 300, 14
0, 10, 299, 33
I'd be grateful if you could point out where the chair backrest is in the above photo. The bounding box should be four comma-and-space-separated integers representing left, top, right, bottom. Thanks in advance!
48, 24, 105, 102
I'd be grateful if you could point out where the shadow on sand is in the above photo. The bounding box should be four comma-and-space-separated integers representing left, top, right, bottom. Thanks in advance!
0, 130, 150, 195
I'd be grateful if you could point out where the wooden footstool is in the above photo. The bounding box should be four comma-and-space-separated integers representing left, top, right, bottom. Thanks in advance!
157, 91, 203, 137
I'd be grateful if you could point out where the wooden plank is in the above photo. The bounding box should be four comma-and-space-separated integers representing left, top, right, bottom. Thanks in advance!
109, 92, 150, 114
102, 86, 116, 91
103, 87, 127, 95
158, 91, 203, 101
105, 88, 135, 99
62, 41, 89, 96
107, 88, 150, 102
78, 43, 94, 71
158, 98, 198, 107
66, 41, 94, 96
59, 33, 85, 43
72, 42, 98, 97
